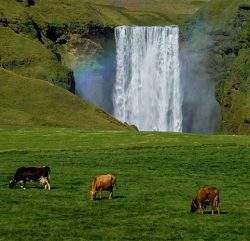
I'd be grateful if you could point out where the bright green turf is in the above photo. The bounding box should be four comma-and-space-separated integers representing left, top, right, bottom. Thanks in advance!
0, 128, 249, 240
14, 0, 211, 26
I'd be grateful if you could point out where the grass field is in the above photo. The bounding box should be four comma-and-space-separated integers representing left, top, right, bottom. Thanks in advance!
0, 128, 249, 240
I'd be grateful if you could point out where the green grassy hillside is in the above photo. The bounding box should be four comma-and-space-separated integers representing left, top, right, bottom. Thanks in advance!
0, 129, 249, 240
0, 68, 130, 129
0, 26, 73, 89
2, 0, 210, 26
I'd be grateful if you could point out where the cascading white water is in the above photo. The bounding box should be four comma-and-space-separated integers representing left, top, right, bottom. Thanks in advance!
113, 26, 182, 132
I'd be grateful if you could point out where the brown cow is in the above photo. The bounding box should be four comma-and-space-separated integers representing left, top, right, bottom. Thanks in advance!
191, 187, 220, 214
90, 174, 117, 200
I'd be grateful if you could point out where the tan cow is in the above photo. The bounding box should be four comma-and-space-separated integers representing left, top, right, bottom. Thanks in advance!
90, 174, 117, 200
191, 187, 220, 214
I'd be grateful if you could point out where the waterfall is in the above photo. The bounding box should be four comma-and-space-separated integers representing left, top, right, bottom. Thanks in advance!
113, 26, 182, 132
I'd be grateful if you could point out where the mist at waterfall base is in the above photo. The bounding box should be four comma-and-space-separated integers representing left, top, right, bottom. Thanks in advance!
180, 50, 221, 133
74, 25, 221, 133
74, 57, 115, 114
180, 19, 221, 133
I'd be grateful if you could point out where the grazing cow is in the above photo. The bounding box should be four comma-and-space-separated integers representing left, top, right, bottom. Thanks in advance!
9, 166, 51, 190
90, 174, 117, 200
191, 187, 220, 214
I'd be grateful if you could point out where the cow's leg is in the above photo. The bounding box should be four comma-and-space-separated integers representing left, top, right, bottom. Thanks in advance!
43, 179, 48, 190
198, 201, 204, 214
19, 180, 24, 188
99, 189, 102, 199
216, 202, 220, 214
199, 206, 205, 214
213, 196, 220, 214
47, 181, 51, 190
20, 180, 26, 189
109, 191, 113, 199
109, 187, 113, 199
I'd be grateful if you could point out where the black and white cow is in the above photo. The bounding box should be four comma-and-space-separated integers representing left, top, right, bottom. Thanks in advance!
9, 166, 51, 190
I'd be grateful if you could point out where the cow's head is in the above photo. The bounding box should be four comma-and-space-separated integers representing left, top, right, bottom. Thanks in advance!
89, 191, 96, 200
39, 176, 48, 186
190, 198, 198, 213
9, 179, 16, 189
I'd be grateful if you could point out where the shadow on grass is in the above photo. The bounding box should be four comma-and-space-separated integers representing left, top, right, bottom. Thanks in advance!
10, 186, 57, 190
203, 211, 228, 215
93, 195, 126, 201
190, 211, 228, 215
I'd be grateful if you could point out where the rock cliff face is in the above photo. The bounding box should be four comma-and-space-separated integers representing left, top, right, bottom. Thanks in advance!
58, 25, 116, 114
180, 1, 250, 134
0, 18, 74, 90
0, 7, 116, 92
209, 4, 250, 134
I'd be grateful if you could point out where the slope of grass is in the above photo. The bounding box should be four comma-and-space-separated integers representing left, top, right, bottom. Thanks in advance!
0, 68, 130, 130
18, 0, 211, 26
88, 0, 211, 16
0, 129, 249, 240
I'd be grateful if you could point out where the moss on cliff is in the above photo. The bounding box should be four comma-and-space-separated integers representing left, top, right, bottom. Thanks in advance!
202, 0, 250, 134
181, 0, 250, 134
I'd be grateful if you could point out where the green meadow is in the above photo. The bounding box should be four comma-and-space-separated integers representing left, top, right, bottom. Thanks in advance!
0, 128, 249, 240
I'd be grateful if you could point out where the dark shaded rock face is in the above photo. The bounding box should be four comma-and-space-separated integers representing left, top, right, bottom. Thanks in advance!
16, 0, 35, 7
27, 0, 35, 6
46, 24, 68, 43
239, 5, 250, 11
0, 15, 8, 26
